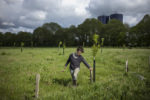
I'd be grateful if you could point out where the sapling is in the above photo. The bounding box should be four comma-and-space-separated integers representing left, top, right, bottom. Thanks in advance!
63, 42, 66, 55
14, 42, 16, 47
123, 44, 126, 50
83, 42, 85, 47
21, 42, 24, 52
58, 41, 62, 54
31, 41, 33, 47
92, 33, 100, 82
101, 38, 104, 53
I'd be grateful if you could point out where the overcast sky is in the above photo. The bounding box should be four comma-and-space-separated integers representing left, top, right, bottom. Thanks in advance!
0, 0, 150, 33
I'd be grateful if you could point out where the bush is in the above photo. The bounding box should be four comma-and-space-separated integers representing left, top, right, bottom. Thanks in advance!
1, 51, 6, 55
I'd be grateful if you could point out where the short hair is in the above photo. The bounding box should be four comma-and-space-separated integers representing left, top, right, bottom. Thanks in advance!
77, 46, 84, 53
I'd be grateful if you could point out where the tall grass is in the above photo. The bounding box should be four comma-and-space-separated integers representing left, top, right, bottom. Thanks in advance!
0, 47, 150, 100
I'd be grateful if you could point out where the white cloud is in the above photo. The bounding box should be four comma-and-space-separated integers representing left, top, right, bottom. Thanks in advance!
0, 26, 33, 33
0, 0, 150, 33
2, 22, 15, 26
25, 11, 47, 21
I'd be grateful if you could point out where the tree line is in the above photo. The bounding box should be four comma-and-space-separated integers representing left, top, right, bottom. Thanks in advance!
0, 14, 150, 47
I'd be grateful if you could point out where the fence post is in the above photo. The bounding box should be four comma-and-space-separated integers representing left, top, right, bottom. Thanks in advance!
125, 60, 128, 72
35, 74, 40, 98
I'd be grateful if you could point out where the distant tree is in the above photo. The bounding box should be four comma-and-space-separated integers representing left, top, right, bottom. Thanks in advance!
83, 42, 85, 47
103, 19, 127, 46
21, 42, 24, 52
33, 27, 53, 46
63, 42, 66, 55
42, 22, 61, 34
16, 31, 32, 46
101, 38, 104, 53
14, 42, 16, 47
129, 14, 150, 46
31, 41, 33, 47
58, 41, 62, 54
0, 32, 3, 46
77, 18, 103, 46
3, 32, 16, 46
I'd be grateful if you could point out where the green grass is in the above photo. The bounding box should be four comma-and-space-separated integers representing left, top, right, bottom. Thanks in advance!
0, 47, 150, 100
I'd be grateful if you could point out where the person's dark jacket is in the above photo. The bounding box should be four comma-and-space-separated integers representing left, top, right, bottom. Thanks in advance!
65, 53, 90, 70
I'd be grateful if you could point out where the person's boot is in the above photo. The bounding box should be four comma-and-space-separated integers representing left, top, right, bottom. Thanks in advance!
73, 80, 77, 86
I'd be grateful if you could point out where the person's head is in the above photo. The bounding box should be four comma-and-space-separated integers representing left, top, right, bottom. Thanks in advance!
77, 46, 84, 55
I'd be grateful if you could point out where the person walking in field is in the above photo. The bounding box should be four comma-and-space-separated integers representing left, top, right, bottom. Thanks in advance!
62, 46, 92, 86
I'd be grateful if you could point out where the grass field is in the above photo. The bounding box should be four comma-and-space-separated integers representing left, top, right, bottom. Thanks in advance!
0, 47, 150, 100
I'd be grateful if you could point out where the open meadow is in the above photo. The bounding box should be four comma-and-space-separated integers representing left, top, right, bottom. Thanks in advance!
0, 47, 150, 100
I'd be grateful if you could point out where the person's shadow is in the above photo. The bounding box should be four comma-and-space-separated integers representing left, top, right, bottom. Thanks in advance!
52, 78, 72, 86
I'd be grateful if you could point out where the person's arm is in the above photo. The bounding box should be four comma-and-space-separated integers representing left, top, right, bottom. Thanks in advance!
81, 56, 91, 69
65, 54, 71, 67
62, 54, 71, 72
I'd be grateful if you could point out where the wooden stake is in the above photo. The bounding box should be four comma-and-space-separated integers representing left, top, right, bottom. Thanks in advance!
90, 70, 93, 83
63, 47, 64, 55
35, 74, 40, 98
126, 60, 128, 72
21, 47, 22, 52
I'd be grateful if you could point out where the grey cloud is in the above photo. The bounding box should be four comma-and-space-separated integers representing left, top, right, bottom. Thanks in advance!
87, 0, 150, 25
0, 0, 90, 33
0, 0, 150, 33
87, 0, 150, 16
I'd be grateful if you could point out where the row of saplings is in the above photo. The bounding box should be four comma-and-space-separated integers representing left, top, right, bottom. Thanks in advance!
17, 34, 104, 83
19, 34, 105, 82
58, 34, 105, 82
34, 34, 131, 98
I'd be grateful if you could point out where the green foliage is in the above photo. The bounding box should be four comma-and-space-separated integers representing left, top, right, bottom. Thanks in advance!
101, 38, 104, 46
63, 42, 66, 55
58, 41, 63, 54
1, 51, 6, 55
63, 42, 66, 49
77, 18, 103, 45
92, 34, 100, 57
129, 14, 150, 46
0, 42, 2, 46
31, 41, 33, 47
0, 14, 150, 47
14, 42, 16, 47
21, 42, 24, 47
123, 44, 126, 49
17, 32, 32, 46
59, 41, 62, 47
42, 22, 61, 33
83, 42, 85, 47
58, 41, 63, 47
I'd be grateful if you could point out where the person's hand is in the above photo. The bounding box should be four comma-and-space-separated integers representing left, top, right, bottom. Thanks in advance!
61, 66, 66, 72
89, 67, 92, 71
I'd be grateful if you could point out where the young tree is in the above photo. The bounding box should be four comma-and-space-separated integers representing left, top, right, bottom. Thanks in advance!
92, 34, 100, 82
58, 41, 62, 54
101, 38, 104, 53
83, 42, 85, 47
63, 42, 66, 55
21, 42, 24, 52
31, 41, 33, 47
14, 42, 16, 47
